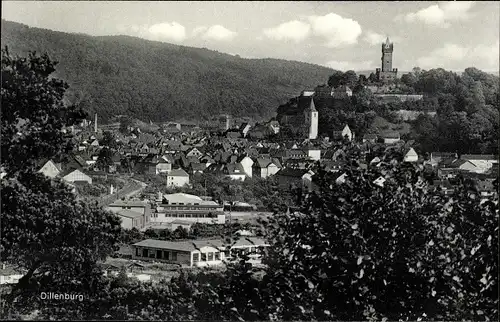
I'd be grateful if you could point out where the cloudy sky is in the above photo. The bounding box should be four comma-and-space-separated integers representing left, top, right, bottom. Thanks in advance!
2, 1, 499, 72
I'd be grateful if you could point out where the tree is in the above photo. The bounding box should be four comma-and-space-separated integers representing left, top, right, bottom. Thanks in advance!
1, 47, 85, 177
368, 72, 378, 83
173, 226, 189, 240
96, 147, 114, 171
358, 74, 368, 85
1, 173, 122, 313
100, 130, 117, 149
352, 87, 374, 112
470, 80, 486, 112
260, 155, 498, 321
1, 49, 122, 314
343, 70, 358, 87
327, 70, 345, 88
119, 115, 133, 134
401, 72, 417, 88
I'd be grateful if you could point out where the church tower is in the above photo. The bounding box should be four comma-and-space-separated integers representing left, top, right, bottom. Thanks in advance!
304, 97, 318, 140
375, 36, 398, 83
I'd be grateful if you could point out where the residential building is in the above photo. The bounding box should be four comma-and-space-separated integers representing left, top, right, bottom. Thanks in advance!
62, 169, 92, 184
253, 158, 280, 178
332, 125, 353, 142
268, 121, 280, 134
167, 168, 190, 187
332, 85, 353, 99
362, 134, 378, 143
276, 168, 315, 191
38, 160, 62, 178
403, 148, 418, 163
381, 132, 400, 144
224, 163, 246, 181
239, 156, 254, 178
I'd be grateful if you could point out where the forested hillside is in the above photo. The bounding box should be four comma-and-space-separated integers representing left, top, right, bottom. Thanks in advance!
1, 20, 335, 123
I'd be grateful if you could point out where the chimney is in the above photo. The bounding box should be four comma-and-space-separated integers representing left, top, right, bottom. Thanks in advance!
94, 113, 98, 133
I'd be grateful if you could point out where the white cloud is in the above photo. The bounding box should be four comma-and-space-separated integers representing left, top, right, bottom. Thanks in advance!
417, 41, 500, 70
363, 31, 402, 46
191, 25, 237, 41
263, 20, 311, 43
191, 26, 208, 37
202, 25, 237, 41
325, 60, 374, 71
147, 22, 186, 42
403, 1, 476, 28
308, 13, 362, 47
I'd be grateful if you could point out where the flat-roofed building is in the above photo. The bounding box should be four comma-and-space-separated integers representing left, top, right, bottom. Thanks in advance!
107, 200, 151, 230
153, 193, 225, 225
132, 237, 269, 267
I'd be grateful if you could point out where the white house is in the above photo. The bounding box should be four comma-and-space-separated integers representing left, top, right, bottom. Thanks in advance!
253, 158, 280, 178
38, 160, 62, 178
62, 169, 92, 184
333, 124, 353, 141
239, 156, 254, 178
373, 176, 386, 187
166, 169, 190, 187
224, 164, 246, 181
403, 148, 418, 163
305, 148, 321, 161
382, 132, 400, 144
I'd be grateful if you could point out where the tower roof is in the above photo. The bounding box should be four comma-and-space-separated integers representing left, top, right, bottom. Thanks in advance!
307, 97, 317, 112
385, 36, 390, 44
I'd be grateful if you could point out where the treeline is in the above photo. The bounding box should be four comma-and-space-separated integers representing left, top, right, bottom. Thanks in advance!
1, 20, 335, 123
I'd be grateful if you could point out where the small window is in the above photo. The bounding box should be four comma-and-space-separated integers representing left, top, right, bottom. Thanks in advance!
208, 252, 214, 261
193, 253, 199, 262
201, 253, 207, 261
156, 250, 162, 259
215, 252, 221, 260
164, 251, 170, 260
142, 249, 148, 257
172, 252, 177, 261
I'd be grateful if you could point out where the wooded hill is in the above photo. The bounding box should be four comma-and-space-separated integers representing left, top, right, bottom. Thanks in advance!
1, 20, 335, 123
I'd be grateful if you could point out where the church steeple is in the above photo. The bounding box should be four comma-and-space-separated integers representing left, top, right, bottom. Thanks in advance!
308, 97, 317, 112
